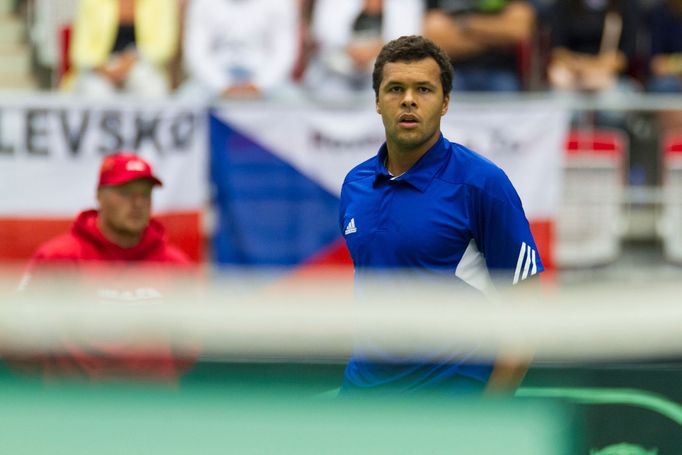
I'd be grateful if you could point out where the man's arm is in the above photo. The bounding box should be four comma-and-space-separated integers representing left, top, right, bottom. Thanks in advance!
462, 1, 536, 48
484, 273, 541, 395
485, 353, 531, 394
424, 2, 535, 60
423, 10, 488, 59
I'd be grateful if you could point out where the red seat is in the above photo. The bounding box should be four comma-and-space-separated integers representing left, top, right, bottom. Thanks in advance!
663, 134, 682, 156
565, 129, 627, 156
556, 128, 627, 267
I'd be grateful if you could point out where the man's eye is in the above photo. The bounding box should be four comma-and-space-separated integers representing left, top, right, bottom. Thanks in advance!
389, 86, 402, 92
418, 87, 431, 93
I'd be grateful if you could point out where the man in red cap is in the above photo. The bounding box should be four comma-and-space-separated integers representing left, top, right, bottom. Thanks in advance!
26, 152, 188, 269
14, 152, 195, 382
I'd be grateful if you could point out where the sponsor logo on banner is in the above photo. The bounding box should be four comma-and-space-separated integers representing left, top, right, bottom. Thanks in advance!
311, 130, 385, 154
0, 98, 208, 215
0, 106, 198, 158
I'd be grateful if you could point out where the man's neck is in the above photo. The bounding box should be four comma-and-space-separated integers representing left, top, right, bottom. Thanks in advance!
96, 217, 142, 249
385, 134, 439, 176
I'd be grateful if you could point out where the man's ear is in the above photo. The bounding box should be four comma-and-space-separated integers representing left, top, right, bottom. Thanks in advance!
375, 99, 381, 114
441, 95, 450, 116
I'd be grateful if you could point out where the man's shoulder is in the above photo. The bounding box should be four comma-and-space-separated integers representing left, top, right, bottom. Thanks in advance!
443, 141, 510, 186
342, 154, 378, 186
144, 219, 193, 265
32, 231, 86, 262
444, 140, 524, 210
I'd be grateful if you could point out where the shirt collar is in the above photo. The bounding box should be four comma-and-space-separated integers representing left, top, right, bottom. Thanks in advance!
374, 134, 448, 192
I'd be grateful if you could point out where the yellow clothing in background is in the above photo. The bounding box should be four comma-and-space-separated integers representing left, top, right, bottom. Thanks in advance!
70, 0, 179, 69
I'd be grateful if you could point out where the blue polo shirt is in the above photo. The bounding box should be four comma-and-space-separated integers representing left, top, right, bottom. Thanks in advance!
339, 134, 543, 393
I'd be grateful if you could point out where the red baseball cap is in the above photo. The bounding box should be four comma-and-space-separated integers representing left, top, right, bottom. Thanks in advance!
97, 152, 163, 188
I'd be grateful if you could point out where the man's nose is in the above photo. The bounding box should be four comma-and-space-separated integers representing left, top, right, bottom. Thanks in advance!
130, 194, 150, 207
401, 89, 417, 108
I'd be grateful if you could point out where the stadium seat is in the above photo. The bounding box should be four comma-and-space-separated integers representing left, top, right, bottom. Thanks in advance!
555, 128, 627, 267
659, 134, 682, 263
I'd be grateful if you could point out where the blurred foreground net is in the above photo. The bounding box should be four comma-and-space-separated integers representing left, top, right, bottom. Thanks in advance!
1, 270, 681, 363
0, 268, 680, 454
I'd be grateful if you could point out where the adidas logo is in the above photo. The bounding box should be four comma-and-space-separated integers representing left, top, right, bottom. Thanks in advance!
513, 241, 538, 285
344, 218, 357, 235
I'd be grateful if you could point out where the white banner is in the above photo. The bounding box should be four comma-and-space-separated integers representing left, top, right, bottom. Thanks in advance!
0, 95, 208, 216
217, 101, 569, 219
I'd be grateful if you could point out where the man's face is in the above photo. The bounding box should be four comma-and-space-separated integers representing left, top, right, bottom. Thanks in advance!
376, 57, 449, 155
97, 179, 154, 239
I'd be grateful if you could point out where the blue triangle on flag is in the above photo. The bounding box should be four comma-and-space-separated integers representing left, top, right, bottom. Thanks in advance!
210, 112, 342, 266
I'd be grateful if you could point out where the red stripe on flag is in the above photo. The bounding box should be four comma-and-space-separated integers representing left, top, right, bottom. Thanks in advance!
155, 212, 203, 262
288, 238, 354, 283
0, 218, 73, 261
265, 238, 354, 297
302, 238, 353, 267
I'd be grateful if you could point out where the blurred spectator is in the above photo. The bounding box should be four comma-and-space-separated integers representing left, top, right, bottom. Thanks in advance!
303, 0, 424, 98
423, 0, 535, 92
292, 0, 316, 82
179, 0, 299, 101
647, 0, 682, 133
547, 0, 639, 96
0, 0, 37, 89
28, 0, 78, 88
12, 152, 195, 382
65, 0, 180, 98
168, 0, 191, 90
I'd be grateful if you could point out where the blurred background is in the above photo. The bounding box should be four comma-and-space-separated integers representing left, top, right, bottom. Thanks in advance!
1, 0, 682, 453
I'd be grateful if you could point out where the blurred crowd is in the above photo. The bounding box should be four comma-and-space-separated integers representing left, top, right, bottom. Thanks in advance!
2, 0, 682, 111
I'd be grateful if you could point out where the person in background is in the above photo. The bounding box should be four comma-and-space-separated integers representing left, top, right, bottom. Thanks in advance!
423, 0, 535, 92
66, 0, 180, 98
546, 0, 639, 105
12, 152, 194, 382
303, 0, 423, 98
339, 36, 541, 395
179, 0, 299, 101
291, 0, 317, 82
647, 0, 682, 134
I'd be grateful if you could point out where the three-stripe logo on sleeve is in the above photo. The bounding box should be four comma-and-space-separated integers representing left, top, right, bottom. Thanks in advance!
513, 242, 538, 285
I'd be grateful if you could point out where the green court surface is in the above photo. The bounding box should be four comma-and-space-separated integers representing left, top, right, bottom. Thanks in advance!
0, 375, 571, 454
2, 361, 682, 454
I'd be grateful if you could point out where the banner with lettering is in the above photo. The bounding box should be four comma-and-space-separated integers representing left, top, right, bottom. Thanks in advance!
211, 102, 569, 267
0, 95, 208, 261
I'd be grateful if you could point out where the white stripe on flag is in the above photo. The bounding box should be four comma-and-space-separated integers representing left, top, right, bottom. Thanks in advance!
513, 242, 527, 285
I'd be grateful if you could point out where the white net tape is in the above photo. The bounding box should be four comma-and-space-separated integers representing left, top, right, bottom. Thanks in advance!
2, 273, 681, 363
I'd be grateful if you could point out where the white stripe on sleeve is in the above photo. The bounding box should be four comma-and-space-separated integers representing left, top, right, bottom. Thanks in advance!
513, 242, 527, 285
521, 244, 532, 280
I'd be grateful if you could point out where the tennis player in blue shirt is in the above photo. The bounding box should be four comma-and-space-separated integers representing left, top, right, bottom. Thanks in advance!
339, 35, 543, 395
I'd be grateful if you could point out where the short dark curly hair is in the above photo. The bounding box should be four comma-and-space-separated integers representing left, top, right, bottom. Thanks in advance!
372, 35, 453, 99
